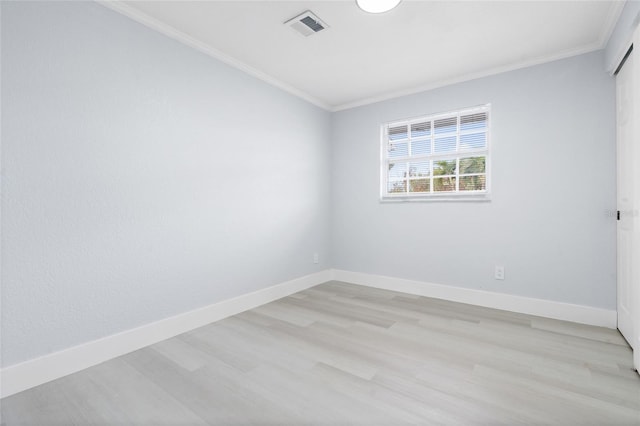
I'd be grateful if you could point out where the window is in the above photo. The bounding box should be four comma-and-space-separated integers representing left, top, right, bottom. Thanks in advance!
381, 105, 490, 201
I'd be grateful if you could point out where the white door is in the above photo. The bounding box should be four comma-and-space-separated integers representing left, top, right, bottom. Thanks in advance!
616, 45, 635, 350
633, 28, 640, 373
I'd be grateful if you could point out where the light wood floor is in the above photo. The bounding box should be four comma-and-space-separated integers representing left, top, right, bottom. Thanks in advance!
2, 281, 639, 425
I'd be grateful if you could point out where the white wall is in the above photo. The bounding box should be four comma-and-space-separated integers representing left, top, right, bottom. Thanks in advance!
1, 2, 331, 367
330, 51, 617, 310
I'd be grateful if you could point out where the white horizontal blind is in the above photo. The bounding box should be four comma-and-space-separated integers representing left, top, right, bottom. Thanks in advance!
382, 105, 490, 199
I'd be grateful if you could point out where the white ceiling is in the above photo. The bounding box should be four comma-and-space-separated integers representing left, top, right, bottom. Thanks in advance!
106, 1, 624, 111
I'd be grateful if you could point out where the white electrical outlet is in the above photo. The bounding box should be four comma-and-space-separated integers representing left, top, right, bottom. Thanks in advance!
495, 266, 505, 280
313, 253, 319, 264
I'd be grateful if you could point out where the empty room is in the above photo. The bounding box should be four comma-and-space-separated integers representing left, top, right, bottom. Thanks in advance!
2, 0, 640, 424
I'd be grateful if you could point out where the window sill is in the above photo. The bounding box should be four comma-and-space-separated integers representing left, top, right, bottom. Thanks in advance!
380, 193, 491, 203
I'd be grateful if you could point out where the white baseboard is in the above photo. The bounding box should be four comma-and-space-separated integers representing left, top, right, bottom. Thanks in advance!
1, 269, 617, 398
0, 270, 332, 399
332, 269, 617, 329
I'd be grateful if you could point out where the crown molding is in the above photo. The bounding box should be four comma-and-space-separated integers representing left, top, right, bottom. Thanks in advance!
97, 1, 332, 111
331, 42, 603, 112
99, 0, 623, 114
598, 0, 627, 48
334, 1, 625, 111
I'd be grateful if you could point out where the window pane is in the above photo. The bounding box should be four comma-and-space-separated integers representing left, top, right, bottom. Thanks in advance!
434, 136, 457, 153
434, 116, 457, 134
388, 125, 408, 141
460, 132, 486, 150
388, 142, 408, 158
433, 159, 456, 176
459, 175, 486, 191
460, 112, 487, 131
409, 178, 430, 193
408, 160, 430, 178
459, 156, 485, 174
388, 180, 407, 193
411, 122, 431, 138
388, 162, 407, 179
411, 138, 431, 155
433, 177, 456, 192
382, 106, 489, 198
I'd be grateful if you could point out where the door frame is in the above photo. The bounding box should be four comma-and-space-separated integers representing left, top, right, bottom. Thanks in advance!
614, 24, 640, 372
633, 26, 640, 373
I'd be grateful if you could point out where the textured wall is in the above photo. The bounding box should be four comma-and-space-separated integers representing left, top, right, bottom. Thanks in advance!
1, 2, 331, 367
1, 1, 620, 369
330, 51, 616, 309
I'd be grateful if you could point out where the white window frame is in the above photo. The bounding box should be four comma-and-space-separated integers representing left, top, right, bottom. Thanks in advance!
380, 104, 491, 202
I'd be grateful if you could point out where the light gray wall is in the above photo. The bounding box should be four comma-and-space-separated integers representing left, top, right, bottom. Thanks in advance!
605, 0, 640, 72
0, 1, 620, 369
331, 51, 616, 309
1, 2, 331, 367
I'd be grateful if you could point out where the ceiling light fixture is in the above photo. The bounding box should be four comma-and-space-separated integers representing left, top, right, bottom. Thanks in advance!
356, 0, 401, 14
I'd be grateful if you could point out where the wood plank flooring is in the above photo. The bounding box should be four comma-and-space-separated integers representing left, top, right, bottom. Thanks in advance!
2, 281, 639, 425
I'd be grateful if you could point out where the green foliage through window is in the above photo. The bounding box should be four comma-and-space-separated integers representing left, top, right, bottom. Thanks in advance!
382, 106, 490, 198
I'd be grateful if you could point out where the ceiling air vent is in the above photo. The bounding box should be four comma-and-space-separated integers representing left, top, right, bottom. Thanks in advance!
285, 11, 328, 37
